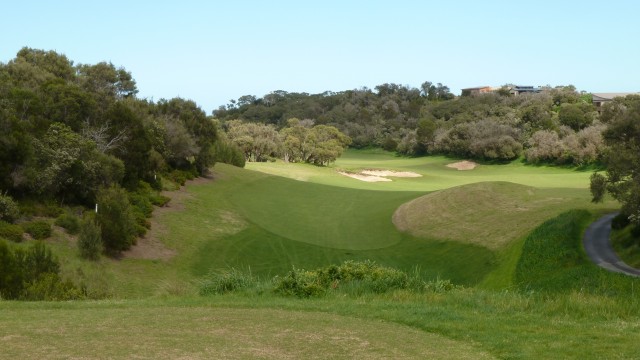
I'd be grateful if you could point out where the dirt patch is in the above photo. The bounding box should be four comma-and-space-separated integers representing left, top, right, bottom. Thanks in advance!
338, 171, 392, 182
446, 160, 478, 171
122, 176, 214, 261
360, 170, 422, 178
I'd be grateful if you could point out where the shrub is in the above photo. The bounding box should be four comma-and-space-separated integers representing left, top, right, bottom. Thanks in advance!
0, 240, 22, 299
96, 185, 137, 255
273, 268, 326, 298
22, 273, 84, 301
0, 220, 24, 242
612, 213, 631, 230
199, 268, 257, 295
18, 241, 60, 281
55, 213, 81, 234
0, 194, 20, 223
151, 194, 170, 207
18, 200, 63, 218
272, 261, 426, 298
77, 217, 102, 260
22, 220, 52, 240
0, 241, 82, 300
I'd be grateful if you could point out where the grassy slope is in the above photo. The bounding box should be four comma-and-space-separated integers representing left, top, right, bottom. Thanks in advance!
393, 182, 614, 250
611, 226, 640, 268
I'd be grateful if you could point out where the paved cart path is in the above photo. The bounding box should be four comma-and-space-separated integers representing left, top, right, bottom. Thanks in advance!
583, 213, 640, 277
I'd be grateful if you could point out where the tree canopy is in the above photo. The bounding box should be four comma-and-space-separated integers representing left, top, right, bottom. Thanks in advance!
214, 84, 603, 163
591, 96, 640, 223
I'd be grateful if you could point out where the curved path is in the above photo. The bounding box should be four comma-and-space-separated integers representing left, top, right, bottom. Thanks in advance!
583, 213, 640, 277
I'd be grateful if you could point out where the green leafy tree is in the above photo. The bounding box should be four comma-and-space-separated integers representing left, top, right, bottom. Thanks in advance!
33, 123, 123, 202
591, 100, 640, 223
558, 103, 595, 131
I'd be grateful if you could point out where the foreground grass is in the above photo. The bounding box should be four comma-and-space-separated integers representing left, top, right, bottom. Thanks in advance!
2, 289, 639, 359
4, 207, 640, 358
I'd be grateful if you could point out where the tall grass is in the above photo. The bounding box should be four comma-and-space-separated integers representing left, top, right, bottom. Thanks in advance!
515, 209, 640, 295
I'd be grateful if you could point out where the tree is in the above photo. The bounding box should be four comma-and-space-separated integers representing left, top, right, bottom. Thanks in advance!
305, 125, 352, 165
558, 103, 594, 131
591, 101, 640, 224
33, 123, 124, 203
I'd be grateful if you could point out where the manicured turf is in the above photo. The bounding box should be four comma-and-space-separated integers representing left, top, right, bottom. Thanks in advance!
393, 182, 615, 250
247, 148, 600, 191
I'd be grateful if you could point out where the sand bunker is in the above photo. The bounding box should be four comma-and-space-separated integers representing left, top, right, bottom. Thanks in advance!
338, 169, 421, 182
446, 160, 478, 171
361, 170, 422, 178
338, 171, 392, 182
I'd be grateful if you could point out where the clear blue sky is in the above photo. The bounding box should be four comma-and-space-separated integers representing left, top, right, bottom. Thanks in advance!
2, 0, 638, 113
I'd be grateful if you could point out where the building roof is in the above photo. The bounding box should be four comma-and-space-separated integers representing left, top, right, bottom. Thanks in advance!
461, 86, 491, 91
592, 93, 639, 101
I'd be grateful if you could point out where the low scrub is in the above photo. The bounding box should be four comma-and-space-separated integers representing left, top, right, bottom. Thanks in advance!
0, 240, 83, 300
199, 268, 257, 295
274, 261, 437, 297
55, 212, 81, 234
22, 220, 52, 240
0, 220, 24, 242
0, 194, 20, 223
198, 262, 461, 298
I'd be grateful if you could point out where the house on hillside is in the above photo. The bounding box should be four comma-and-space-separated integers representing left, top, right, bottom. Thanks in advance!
461, 86, 493, 96
592, 93, 640, 111
509, 85, 542, 96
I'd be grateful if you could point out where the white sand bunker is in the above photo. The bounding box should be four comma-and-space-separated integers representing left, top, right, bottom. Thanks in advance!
361, 170, 422, 178
446, 160, 478, 171
338, 169, 422, 182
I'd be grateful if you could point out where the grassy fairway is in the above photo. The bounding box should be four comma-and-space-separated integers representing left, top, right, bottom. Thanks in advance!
248, 148, 598, 191
184, 165, 494, 284
45, 150, 616, 297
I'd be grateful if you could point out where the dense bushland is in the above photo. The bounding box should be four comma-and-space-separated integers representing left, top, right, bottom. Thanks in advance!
0, 47, 244, 256
214, 83, 607, 164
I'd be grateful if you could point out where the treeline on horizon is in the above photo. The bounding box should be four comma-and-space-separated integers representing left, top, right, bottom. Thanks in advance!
215, 82, 639, 165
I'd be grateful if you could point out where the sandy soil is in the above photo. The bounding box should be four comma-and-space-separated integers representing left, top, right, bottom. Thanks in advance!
446, 160, 478, 170
360, 170, 422, 178
338, 171, 392, 182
